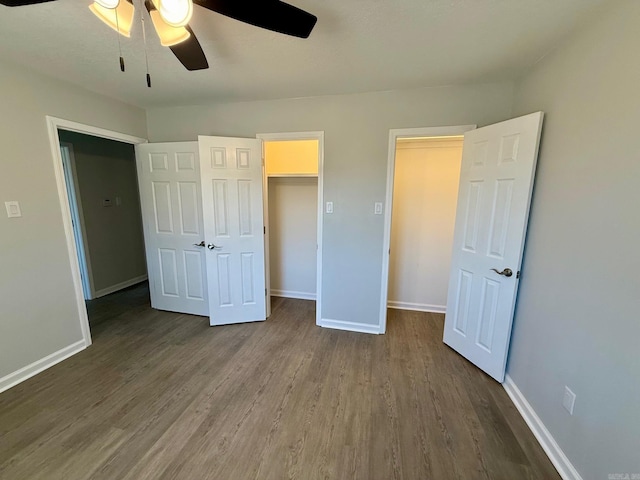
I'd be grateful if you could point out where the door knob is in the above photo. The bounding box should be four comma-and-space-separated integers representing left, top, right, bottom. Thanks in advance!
193, 241, 205, 247
490, 268, 513, 277
207, 243, 222, 250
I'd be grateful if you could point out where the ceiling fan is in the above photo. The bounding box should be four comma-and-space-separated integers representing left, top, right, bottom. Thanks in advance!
0, 0, 317, 72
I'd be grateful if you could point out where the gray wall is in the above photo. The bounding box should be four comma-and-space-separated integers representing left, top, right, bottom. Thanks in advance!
58, 131, 146, 294
0, 58, 146, 382
507, 0, 640, 477
146, 82, 515, 326
1, 1, 637, 474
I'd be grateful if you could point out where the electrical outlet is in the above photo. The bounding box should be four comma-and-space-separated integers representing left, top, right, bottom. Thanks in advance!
562, 386, 576, 415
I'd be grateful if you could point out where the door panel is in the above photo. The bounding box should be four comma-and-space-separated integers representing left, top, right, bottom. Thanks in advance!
184, 250, 205, 300
199, 136, 266, 326
443, 112, 544, 382
177, 182, 200, 234
159, 248, 179, 296
136, 142, 208, 316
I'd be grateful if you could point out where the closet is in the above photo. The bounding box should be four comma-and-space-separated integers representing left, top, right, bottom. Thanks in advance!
264, 140, 319, 301
388, 136, 463, 313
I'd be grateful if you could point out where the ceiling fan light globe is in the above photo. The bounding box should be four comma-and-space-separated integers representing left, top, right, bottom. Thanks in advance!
95, 0, 119, 9
150, 9, 191, 46
89, 1, 134, 37
157, 0, 193, 28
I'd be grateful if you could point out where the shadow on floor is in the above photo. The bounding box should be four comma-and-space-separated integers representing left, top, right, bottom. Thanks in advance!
86, 281, 150, 328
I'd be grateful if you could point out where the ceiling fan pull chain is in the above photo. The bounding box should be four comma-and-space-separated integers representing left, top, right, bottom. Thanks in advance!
140, 1, 151, 87
115, 7, 125, 72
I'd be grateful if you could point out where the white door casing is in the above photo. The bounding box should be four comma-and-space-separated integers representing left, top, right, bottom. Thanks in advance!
443, 112, 544, 382
136, 142, 208, 316
198, 136, 267, 326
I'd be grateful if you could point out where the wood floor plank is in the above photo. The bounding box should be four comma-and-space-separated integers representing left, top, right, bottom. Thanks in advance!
0, 283, 560, 480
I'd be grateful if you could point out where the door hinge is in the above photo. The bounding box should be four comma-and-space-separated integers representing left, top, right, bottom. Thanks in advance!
516, 271, 521, 279
265, 288, 267, 296
264, 226, 266, 235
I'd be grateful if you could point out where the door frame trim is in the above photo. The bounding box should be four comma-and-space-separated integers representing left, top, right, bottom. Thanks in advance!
46, 116, 147, 347
256, 131, 324, 326
379, 125, 476, 334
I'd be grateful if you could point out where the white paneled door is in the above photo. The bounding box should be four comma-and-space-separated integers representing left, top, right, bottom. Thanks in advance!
443, 112, 544, 382
136, 142, 208, 316
198, 136, 267, 326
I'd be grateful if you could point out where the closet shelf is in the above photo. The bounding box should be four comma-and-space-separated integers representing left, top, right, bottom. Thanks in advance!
267, 173, 318, 178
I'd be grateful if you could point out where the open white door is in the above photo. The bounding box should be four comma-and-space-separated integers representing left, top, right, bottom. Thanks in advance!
136, 142, 208, 316
443, 112, 544, 382
198, 136, 267, 326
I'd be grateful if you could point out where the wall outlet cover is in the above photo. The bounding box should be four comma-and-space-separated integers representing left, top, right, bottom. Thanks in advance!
374, 202, 383, 215
5, 201, 22, 218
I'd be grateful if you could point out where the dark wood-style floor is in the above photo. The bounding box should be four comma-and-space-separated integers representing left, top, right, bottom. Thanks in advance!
0, 285, 559, 479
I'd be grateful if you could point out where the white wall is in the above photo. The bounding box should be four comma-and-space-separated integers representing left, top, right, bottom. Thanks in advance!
58, 130, 146, 295
268, 177, 318, 299
0, 58, 146, 386
388, 138, 462, 312
147, 82, 514, 328
507, 1, 640, 478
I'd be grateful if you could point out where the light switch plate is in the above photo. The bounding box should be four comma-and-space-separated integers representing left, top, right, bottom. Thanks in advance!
325, 201, 334, 214
5, 201, 22, 218
374, 202, 383, 215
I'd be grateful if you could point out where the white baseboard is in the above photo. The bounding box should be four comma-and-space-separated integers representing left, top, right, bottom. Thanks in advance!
318, 318, 382, 335
503, 375, 583, 480
271, 289, 316, 301
93, 275, 148, 299
0, 340, 87, 394
387, 301, 446, 314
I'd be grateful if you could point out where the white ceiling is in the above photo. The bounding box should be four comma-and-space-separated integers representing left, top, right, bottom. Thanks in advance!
0, 0, 605, 107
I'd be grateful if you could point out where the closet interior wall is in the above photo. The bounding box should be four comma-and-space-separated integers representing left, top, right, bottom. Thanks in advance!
388, 137, 463, 313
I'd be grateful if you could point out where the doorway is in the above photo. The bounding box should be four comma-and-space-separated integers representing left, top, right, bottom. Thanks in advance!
387, 135, 464, 314
379, 125, 476, 333
58, 130, 147, 306
258, 132, 324, 324
47, 116, 148, 346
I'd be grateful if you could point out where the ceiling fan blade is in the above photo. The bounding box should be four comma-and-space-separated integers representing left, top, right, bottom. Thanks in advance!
194, 0, 317, 39
0, 0, 56, 5
169, 26, 209, 71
